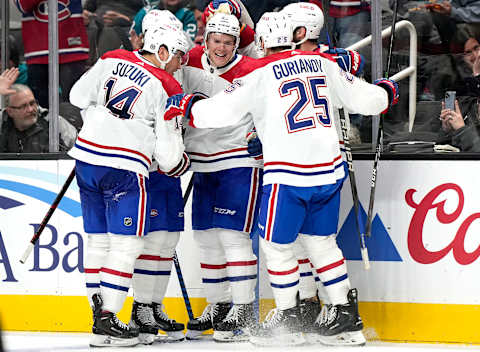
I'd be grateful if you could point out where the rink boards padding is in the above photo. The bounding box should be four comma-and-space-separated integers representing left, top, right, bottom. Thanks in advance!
1, 159, 480, 344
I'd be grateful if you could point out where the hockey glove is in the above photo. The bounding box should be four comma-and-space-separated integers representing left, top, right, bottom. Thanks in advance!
164, 93, 205, 125
159, 152, 191, 177
246, 131, 263, 158
203, 0, 241, 24
374, 78, 399, 112
324, 48, 365, 77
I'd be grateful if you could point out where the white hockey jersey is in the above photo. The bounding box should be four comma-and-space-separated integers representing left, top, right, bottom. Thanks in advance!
69, 49, 185, 177
189, 50, 390, 187
181, 45, 262, 172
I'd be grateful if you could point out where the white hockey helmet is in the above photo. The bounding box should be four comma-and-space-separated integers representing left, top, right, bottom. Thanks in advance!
281, 2, 324, 44
204, 13, 241, 50
142, 9, 182, 34
255, 12, 293, 56
142, 25, 191, 69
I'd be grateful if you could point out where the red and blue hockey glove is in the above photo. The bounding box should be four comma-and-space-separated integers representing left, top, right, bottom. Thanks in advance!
374, 78, 399, 112
164, 93, 205, 125
324, 48, 364, 77
202, 0, 241, 24
246, 131, 263, 158
159, 152, 190, 177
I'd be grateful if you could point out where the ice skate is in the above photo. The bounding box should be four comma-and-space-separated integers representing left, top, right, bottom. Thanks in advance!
213, 303, 256, 342
152, 302, 185, 342
186, 302, 231, 340
299, 297, 321, 334
129, 301, 158, 345
249, 306, 305, 347
313, 288, 366, 346
90, 293, 139, 347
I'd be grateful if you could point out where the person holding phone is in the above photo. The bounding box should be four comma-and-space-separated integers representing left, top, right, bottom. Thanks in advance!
439, 93, 480, 151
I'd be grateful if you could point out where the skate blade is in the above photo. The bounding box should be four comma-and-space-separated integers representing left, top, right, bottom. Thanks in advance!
250, 332, 305, 347
213, 329, 250, 343
138, 333, 156, 345
313, 331, 366, 346
156, 330, 185, 342
89, 333, 139, 347
185, 330, 211, 340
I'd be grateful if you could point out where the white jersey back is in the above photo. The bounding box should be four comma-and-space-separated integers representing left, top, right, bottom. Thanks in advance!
68, 49, 185, 176
181, 46, 262, 172
190, 50, 390, 187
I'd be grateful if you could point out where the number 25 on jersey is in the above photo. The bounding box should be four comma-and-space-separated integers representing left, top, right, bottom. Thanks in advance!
279, 76, 331, 133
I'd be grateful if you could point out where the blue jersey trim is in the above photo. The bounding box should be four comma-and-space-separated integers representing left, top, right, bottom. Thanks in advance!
74, 143, 149, 170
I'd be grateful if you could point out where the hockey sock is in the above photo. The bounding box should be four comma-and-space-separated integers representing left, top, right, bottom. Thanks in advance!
100, 234, 144, 313
299, 234, 350, 305
260, 237, 299, 310
292, 238, 318, 300
84, 233, 109, 307
132, 231, 179, 304
152, 231, 180, 304
194, 229, 231, 303
218, 229, 257, 304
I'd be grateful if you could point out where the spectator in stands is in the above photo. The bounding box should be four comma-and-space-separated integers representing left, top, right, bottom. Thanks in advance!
314, 0, 371, 48
2, 34, 28, 85
437, 98, 480, 151
83, 0, 144, 60
14, 0, 89, 108
394, 0, 480, 54
132, 0, 197, 42
0, 80, 77, 153
192, 3, 206, 45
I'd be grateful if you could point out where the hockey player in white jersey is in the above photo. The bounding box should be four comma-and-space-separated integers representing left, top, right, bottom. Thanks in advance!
281, 1, 365, 342
180, 12, 262, 342
69, 24, 190, 347
164, 12, 398, 347
127, 10, 190, 345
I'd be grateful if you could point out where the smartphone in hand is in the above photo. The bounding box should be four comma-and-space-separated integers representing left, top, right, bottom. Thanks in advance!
444, 91, 456, 110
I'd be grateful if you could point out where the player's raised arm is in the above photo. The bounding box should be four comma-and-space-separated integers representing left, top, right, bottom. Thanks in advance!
324, 58, 398, 116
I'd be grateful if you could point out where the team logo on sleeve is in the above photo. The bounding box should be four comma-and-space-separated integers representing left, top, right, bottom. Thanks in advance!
224, 80, 243, 94
340, 67, 355, 83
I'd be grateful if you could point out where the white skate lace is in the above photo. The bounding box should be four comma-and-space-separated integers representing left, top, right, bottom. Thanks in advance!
137, 304, 156, 326
113, 314, 131, 330
315, 304, 331, 326
197, 303, 216, 323
325, 306, 338, 326
261, 308, 282, 328
154, 304, 175, 324
223, 304, 242, 323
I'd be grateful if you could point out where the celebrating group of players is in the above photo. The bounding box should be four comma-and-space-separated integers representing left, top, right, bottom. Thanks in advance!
67, 0, 399, 348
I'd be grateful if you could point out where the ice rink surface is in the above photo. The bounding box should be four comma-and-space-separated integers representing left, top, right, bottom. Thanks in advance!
3, 332, 480, 352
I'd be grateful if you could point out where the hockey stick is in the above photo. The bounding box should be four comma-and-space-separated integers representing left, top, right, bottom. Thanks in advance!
20, 167, 76, 264
322, 0, 369, 269
339, 110, 369, 270
172, 174, 195, 320
365, 0, 399, 239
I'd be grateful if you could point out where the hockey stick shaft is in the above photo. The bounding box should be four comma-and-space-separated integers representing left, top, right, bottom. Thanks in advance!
322, 0, 369, 267
20, 167, 76, 264
172, 174, 195, 320
339, 110, 370, 270
365, 0, 399, 238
